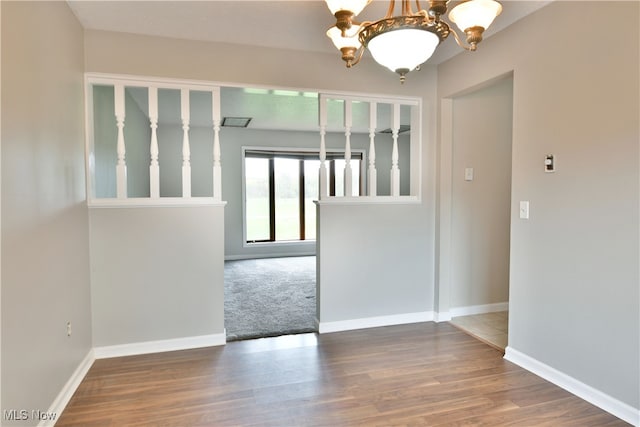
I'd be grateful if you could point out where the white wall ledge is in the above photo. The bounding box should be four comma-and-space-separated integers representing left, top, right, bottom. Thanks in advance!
88, 197, 227, 209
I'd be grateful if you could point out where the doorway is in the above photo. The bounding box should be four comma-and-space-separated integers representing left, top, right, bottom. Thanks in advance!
446, 76, 514, 350
224, 256, 317, 341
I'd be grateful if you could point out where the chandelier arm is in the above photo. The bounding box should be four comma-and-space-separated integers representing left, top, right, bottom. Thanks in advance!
349, 44, 368, 67
403, 0, 412, 16
385, 0, 396, 19
449, 26, 476, 51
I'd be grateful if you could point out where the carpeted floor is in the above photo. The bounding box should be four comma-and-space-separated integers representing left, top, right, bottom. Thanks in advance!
224, 256, 317, 341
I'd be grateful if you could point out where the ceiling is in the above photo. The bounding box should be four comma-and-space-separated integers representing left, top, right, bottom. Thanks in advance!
68, 1, 550, 64
71, 1, 551, 132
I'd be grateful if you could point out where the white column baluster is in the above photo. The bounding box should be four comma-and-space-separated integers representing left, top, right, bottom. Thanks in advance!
390, 103, 401, 197
343, 99, 353, 197
114, 84, 127, 199
148, 87, 160, 198
319, 95, 328, 200
368, 102, 377, 197
181, 89, 191, 198
212, 88, 222, 201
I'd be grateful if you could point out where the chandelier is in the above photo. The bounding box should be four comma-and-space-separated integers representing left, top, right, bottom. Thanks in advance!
325, 0, 502, 83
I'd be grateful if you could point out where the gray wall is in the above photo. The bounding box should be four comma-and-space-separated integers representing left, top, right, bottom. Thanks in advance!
1, 1, 92, 422
91, 85, 228, 348
90, 207, 225, 346
438, 1, 639, 409
318, 203, 433, 323
450, 77, 513, 309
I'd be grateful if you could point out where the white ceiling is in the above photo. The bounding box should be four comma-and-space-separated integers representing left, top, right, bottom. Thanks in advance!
68, 0, 550, 64
71, 1, 551, 132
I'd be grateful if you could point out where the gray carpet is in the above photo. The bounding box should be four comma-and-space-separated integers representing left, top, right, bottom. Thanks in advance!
224, 256, 317, 341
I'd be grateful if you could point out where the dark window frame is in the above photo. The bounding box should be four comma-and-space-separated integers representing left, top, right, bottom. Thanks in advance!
244, 149, 363, 244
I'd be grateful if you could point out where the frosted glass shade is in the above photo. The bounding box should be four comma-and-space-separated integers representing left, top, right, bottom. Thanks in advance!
448, 0, 502, 32
367, 29, 439, 73
327, 25, 362, 50
325, 0, 371, 16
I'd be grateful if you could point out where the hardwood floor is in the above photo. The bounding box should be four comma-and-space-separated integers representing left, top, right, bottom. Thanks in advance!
449, 311, 509, 351
57, 323, 628, 426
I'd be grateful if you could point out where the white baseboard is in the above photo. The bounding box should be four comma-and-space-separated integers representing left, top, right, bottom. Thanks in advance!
93, 333, 227, 359
505, 346, 640, 426
450, 302, 509, 318
225, 252, 315, 261
39, 349, 95, 427
434, 311, 452, 322
319, 311, 434, 334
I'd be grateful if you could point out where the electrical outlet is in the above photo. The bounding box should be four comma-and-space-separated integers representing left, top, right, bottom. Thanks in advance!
67, 321, 72, 337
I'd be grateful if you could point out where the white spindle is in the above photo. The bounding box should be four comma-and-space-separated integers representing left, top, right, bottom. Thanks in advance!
319, 96, 328, 200
368, 102, 377, 197
343, 100, 353, 197
181, 89, 191, 198
390, 103, 401, 197
148, 87, 160, 198
212, 89, 222, 201
114, 84, 127, 198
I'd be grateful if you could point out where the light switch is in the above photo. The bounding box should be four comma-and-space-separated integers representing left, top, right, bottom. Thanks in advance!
519, 201, 530, 219
464, 167, 474, 181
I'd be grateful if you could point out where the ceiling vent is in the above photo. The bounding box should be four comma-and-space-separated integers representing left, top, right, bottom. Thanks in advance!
222, 117, 252, 128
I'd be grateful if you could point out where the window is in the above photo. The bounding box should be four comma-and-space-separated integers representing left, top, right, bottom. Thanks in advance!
244, 149, 362, 243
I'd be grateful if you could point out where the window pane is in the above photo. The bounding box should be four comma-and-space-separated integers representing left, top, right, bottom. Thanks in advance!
304, 160, 320, 240
245, 157, 270, 241
275, 158, 300, 241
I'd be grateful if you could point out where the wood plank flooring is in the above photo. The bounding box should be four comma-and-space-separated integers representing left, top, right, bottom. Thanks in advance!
56, 322, 629, 426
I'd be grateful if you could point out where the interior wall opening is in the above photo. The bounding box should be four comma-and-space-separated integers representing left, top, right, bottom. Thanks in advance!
86, 77, 419, 343
224, 255, 317, 341
222, 86, 415, 341
446, 75, 514, 352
